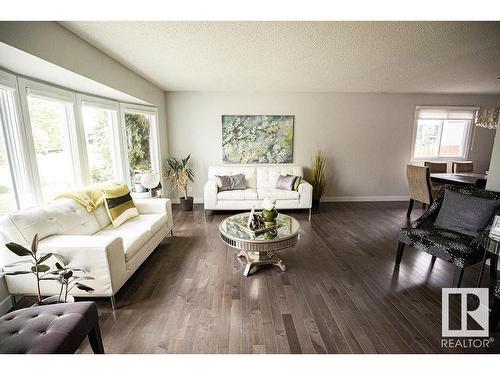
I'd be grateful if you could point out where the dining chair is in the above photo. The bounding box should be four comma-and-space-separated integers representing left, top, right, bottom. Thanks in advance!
406, 165, 433, 218
396, 185, 500, 288
424, 161, 447, 196
424, 161, 447, 173
452, 161, 473, 173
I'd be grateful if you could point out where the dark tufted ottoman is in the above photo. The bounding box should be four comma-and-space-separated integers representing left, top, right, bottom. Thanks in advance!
0, 301, 104, 354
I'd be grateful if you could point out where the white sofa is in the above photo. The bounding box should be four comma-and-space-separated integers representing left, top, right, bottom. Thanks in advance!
204, 164, 312, 217
0, 196, 173, 309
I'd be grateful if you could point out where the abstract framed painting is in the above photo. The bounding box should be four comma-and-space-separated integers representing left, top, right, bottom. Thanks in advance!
222, 115, 294, 164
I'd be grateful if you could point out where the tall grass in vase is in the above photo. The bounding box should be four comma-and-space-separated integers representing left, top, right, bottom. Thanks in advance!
311, 149, 327, 208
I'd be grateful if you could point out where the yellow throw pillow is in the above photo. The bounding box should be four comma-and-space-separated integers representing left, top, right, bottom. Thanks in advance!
102, 184, 138, 228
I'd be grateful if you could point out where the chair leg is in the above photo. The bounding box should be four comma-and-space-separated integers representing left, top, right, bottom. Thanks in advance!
110, 296, 116, 311
453, 266, 465, 288
489, 254, 498, 280
491, 298, 500, 333
395, 241, 405, 265
406, 199, 414, 218
308, 208, 312, 221
88, 323, 105, 354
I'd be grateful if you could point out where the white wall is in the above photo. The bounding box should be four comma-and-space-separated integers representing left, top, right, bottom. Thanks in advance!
166, 92, 498, 200
0, 21, 169, 166
486, 127, 500, 192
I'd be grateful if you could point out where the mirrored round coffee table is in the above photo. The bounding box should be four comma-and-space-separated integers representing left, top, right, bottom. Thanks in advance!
219, 212, 300, 276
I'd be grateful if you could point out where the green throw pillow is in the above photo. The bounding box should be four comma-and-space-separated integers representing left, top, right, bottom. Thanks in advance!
103, 184, 139, 228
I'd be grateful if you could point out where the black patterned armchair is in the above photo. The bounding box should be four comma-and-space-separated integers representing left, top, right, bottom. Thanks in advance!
395, 185, 500, 287
492, 281, 500, 333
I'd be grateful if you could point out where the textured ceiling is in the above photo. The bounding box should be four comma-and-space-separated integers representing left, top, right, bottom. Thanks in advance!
60, 21, 500, 94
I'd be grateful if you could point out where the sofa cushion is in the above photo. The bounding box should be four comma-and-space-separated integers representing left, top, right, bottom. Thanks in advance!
5, 199, 101, 244
275, 175, 297, 191
102, 184, 139, 228
257, 188, 299, 200
93, 205, 112, 229
138, 214, 168, 234
208, 166, 257, 189
217, 189, 258, 201
96, 216, 153, 262
256, 166, 304, 189
434, 188, 500, 237
215, 174, 246, 191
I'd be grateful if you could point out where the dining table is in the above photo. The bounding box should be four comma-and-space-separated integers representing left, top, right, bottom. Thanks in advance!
430, 172, 488, 188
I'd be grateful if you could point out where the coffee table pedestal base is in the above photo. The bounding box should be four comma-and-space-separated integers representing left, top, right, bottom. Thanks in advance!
236, 250, 287, 276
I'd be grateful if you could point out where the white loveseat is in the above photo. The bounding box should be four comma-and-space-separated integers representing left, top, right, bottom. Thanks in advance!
204, 164, 312, 217
0, 195, 173, 309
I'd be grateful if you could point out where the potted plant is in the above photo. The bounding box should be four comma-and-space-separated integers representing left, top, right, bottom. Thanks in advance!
41, 262, 94, 303
311, 149, 327, 208
165, 154, 195, 211
3, 233, 94, 305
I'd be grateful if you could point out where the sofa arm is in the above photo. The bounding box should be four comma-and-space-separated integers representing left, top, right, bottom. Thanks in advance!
134, 198, 173, 229
3, 235, 127, 297
298, 181, 313, 208
204, 179, 218, 209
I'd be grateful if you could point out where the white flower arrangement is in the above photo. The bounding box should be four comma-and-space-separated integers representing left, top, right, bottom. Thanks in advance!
262, 197, 276, 211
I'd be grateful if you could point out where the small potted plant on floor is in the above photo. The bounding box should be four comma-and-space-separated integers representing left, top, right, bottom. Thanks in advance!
311, 149, 327, 208
3, 233, 94, 304
165, 154, 195, 211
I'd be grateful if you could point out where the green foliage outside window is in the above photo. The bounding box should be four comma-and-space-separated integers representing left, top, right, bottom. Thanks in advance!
125, 113, 151, 174
89, 111, 114, 183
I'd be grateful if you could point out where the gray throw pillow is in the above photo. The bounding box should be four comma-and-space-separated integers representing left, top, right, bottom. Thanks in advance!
275, 175, 297, 191
434, 189, 500, 237
215, 174, 246, 191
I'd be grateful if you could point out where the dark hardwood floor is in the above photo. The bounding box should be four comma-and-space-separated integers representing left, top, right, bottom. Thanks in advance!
36, 202, 500, 353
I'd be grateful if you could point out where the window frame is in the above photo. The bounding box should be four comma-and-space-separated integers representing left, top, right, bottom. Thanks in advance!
0, 67, 161, 211
410, 105, 477, 162
120, 103, 161, 186
0, 71, 35, 209
18, 77, 83, 202
76, 94, 125, 184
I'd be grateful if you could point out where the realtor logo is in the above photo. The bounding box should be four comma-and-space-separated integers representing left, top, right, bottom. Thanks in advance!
442, 288, 489, 337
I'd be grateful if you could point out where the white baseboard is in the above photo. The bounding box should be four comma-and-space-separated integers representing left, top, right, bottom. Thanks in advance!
0, 295, 14, 316
321, 195, 409, 202
170, 196, 409, 204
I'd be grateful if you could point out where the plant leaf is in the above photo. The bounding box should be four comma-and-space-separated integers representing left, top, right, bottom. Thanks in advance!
75, 283, 94, 292
31, 264, 50, 273
40, 276, 63, 281
52, 254, 66, 265
4, 259, 34, 268
5, 270, 32, 275
55, 262, 63, 270
37, 253, 53, 264
5, 242, 32, 257
31, 233, 39, 255
64, 270, 73, 279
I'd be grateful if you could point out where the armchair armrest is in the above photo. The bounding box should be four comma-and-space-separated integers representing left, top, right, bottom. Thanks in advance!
204, 179, 218, 209
134, 198, 173, 229
298, 180, 313, 208
411, 186, 446, 228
